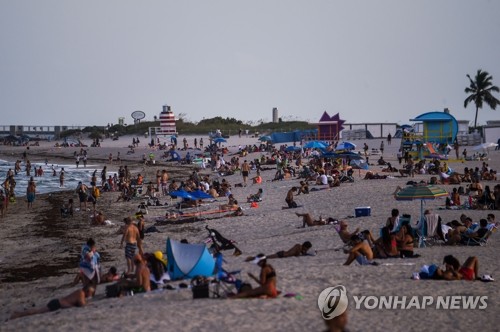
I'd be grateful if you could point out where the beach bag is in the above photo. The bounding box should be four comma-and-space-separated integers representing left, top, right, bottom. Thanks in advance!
105, 283, 122, 298
191, 276, 210, 299
419, 264, 438, 279
93, 187, 101, 198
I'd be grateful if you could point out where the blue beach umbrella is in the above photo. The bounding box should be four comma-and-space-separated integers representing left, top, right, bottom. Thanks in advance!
214, 137, 227, 143
190, 190, 214, 200
304, 141, 327, 149
285, 146, 301, 152
169, 190, 196, 200
335, 141, 356, 151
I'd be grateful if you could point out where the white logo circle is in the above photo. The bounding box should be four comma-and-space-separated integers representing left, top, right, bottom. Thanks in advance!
317, 285, 349, 320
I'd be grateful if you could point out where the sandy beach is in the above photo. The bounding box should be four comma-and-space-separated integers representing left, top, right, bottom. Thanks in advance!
0, 134, 499, 332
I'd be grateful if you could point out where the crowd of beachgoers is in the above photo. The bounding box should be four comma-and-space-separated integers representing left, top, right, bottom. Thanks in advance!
0, 134, 498, 331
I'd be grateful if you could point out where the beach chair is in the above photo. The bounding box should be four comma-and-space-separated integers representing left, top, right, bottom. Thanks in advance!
462, 226, 496, 246
211, 252, 245, 298
415, 214, 444, 247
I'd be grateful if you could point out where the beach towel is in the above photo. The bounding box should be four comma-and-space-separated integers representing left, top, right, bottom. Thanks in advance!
79, 245, 100, 283
425, 214, 439, 237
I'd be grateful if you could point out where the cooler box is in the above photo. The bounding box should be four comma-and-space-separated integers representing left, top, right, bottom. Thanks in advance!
355, 207, 371, 217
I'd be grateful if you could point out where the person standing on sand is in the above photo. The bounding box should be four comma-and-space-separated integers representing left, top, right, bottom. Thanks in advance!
9, 286, 95, 320
380, 141, 384, 155
26, 176, 36, 208
200, 138, 204, 150
101, 166, 107, 187
241, 160, 250, 186
120, 217, 143, 275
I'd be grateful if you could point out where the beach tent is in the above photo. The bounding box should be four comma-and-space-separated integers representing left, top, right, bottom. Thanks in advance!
166, 238, 215, 280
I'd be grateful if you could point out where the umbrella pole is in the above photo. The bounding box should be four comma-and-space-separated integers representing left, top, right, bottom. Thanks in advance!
419, 200, 425, 248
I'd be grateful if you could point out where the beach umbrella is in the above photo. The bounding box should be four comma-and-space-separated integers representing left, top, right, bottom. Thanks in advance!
258, 135, 273, 142
303, 141, 327, 149
190, 190, 213, 200
285, 146, 301, 152
349, 159, 369, 170
472, 142, 498, 151
321, 152, 341, 159
169, 190, 196, 200
394, 185, 448, 247
335, 141, 356, 151
214, 137, 227, 143
336, 152, 364, 160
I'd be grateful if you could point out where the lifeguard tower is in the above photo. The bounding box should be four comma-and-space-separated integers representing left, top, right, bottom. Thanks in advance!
313, 112, 345, 141
403, 109, 458, 159
149, 105, 177, 138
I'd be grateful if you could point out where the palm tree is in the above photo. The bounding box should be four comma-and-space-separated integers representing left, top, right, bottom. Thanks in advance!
464, 69, 500, 129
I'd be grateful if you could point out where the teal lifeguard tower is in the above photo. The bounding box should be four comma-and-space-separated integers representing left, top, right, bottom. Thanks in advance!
403, 110, 459, 159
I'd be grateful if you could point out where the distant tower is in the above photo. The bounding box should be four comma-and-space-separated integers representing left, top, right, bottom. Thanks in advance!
159, 105, 177, 135
272, 107, 279, 123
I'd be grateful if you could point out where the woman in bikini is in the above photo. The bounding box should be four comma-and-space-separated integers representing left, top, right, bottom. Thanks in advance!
435, 255, 480, 281
231, 254, 278, 298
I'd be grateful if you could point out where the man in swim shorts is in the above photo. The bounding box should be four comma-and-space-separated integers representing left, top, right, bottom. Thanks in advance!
10, 286, 94, 320
120, 217, 142, 274
245, 241, 313, 261
343, 235, 377, 266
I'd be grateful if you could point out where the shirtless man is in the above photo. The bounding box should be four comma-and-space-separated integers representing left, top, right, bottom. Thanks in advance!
120, 217, 143, 274
245, 241, 313, 261
338, 221, 375, 246
116, 254, 151, 294
26, 177, 36, 208
241, 160, 250, 186
10, 286, 94, 320
295, 212, 327, 227
343, 235, 377, 266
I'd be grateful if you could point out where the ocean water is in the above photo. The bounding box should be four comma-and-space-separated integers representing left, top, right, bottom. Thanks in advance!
0, 159, 107, 196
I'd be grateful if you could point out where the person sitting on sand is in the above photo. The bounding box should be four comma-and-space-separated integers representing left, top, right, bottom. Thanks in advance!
146, 251, 170, 289
91, 211, 106, 226
101, 266, 120, 283
10, 286, 95, 320
337, 221, 375, 247
434, 255, 480, 281
115, 254, 151, 294
395, 223, 419, 258
247, 188, 263, 202
371, 226, 399, 258
297, 181, 309, 195
245, 241, 313, 261
285, 187, 298, 208
251, 171, 262, 184
343, 234, 377, 266
295, 212, 328, 227
230, 254, 278, 299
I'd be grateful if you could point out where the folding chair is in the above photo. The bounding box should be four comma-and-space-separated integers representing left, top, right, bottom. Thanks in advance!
462, 226, 496, 246
416, 214, 444, 247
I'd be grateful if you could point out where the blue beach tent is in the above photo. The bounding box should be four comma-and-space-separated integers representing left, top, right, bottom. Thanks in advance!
166, 238, 215, 280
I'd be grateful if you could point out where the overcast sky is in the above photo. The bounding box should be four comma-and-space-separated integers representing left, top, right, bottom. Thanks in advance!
1, 0, 499, 127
